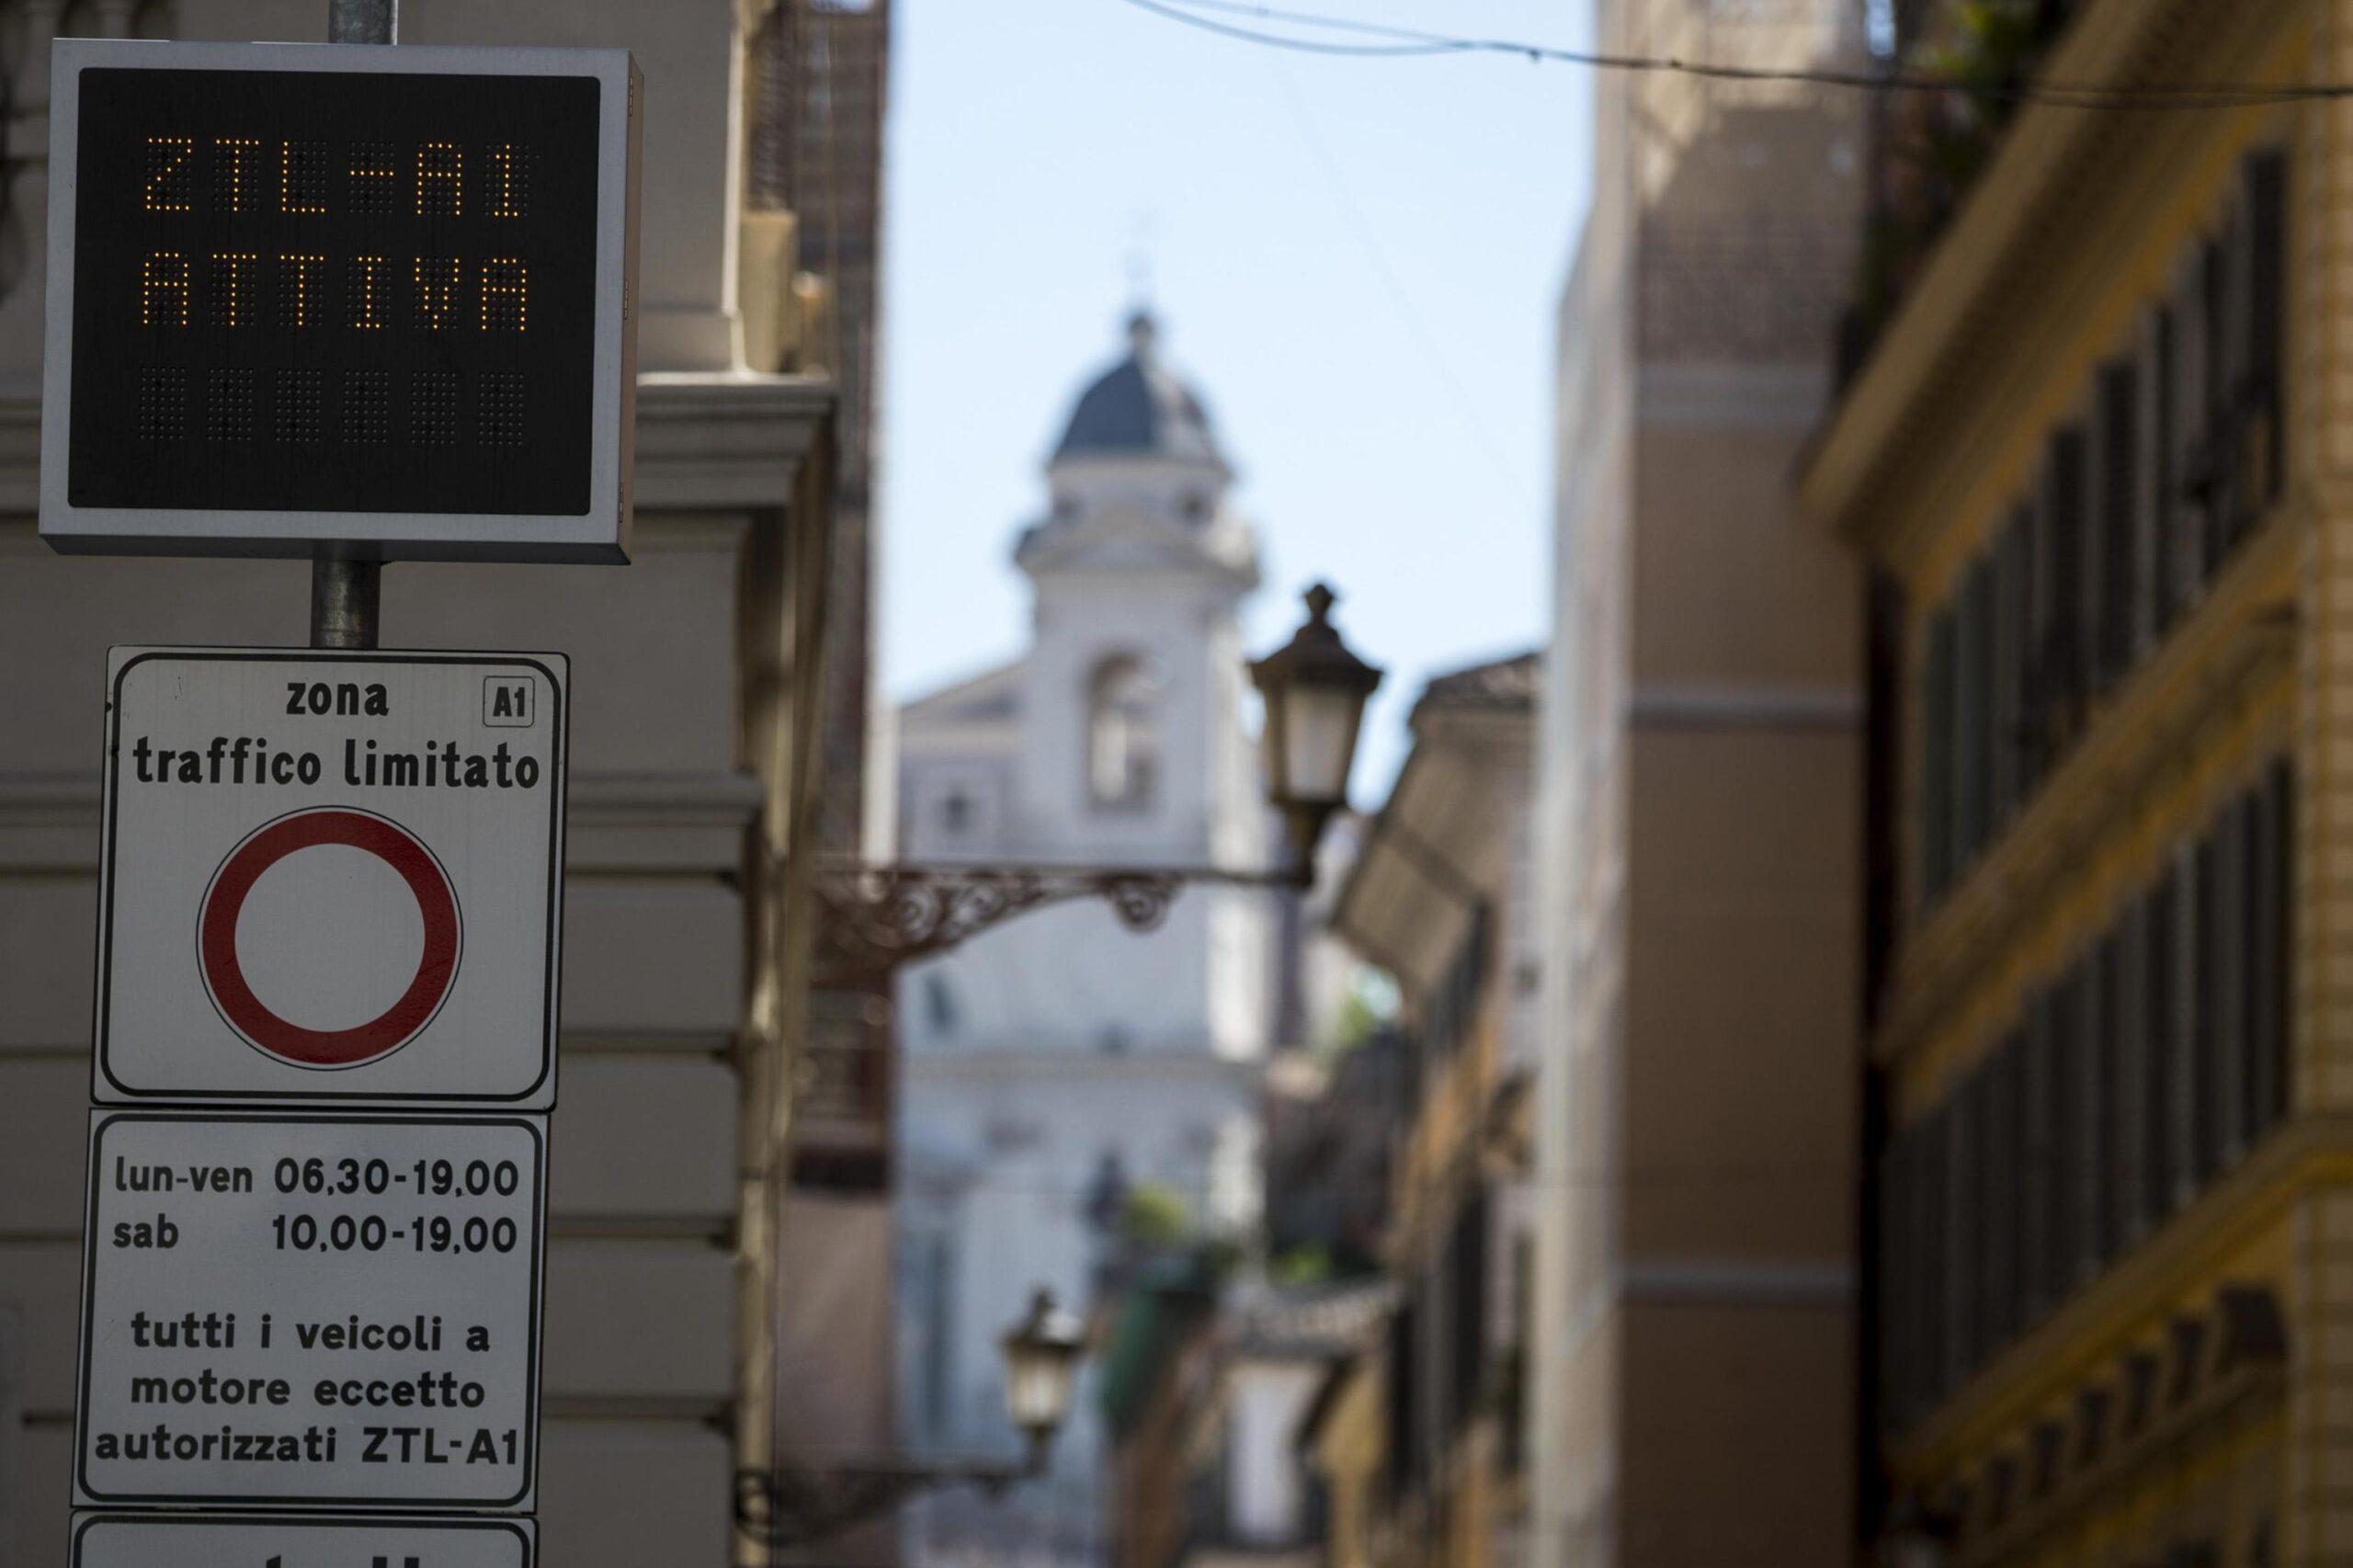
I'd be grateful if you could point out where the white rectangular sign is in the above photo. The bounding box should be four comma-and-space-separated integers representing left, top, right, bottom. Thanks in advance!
72, 1513, 535, 1567
96, 649, 565, 1108
75, 1113, 545, 1511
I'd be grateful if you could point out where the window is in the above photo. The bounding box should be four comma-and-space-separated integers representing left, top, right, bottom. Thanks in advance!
922, 973, 958, 1037
1910, 147, 2289, 919
917, 1231, 956, 1437
1086, 653, 1161, 809
1446, 1188, 1489, 1437
939, 786, 973, 837
1386, 1298, 1419, 1502
1893, 765, 2294, 1412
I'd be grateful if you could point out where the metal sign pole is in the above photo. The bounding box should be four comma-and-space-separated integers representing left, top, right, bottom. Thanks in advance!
311, 0, 395, 651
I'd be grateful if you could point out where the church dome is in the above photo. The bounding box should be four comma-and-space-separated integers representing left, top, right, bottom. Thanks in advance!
1051, 312, 1226, 468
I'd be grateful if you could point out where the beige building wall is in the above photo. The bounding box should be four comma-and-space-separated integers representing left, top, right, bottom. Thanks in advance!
1532, 0, 1865, 1562
0, 4, 835, 1565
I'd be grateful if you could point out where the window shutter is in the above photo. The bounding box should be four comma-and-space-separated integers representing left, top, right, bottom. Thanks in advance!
2238, 784, 2271, 1150
2044, 426, 2089, 742
2215, 794, 2250, 1167
2050, 968, 2085, 1301
2097, 358, 2140, 690
1952, 1073, 1984, 1375
1993, 510, 2030, 824
1991, 1039, 2025, 1346
2018, 492, 2051, 791
2192, 828, 2227, 1182
2171, 845, 2203, 1204
2019, 1004, 2053, 1321
1921, 612, 1957, 906
2257, 760, 2294, 1131
1955, 562, 1995, 867
2247, 149, 2287, 510
2083, 381, 2110, 699
1881, 1136, 1911, 1426
1385, 1298, 1417, 1498
2073, 961, 2097, 1283
2143, 877, 2178, 1223
2171, 255, 2211, 599
2218, 190, 2256, 549
2200, 234, 2232, 572
1918, 1107, 1949, 1408
2145, 307, 2178, 638
2090, 930, 2122, 1270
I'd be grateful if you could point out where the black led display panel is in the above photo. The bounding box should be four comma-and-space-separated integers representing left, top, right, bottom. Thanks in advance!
67, 68, 601, 517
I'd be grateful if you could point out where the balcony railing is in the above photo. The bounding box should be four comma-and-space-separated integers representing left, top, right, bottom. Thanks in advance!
1841, 0, 2086, 377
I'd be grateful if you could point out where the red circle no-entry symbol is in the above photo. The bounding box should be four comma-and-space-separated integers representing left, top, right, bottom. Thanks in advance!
198, 807, 462, 1069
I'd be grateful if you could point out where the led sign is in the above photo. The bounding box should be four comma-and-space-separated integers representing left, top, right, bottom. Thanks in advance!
40, 41, 641, 562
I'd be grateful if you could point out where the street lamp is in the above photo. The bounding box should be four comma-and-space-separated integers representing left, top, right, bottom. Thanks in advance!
809, 582, 1385, 982
1250, 582, 1384, 875
1001, 1287, 1086, 1467
735, 1287, 1089, 1551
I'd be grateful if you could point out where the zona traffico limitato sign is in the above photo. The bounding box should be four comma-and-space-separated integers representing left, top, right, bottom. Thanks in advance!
93, 648, 566, 1108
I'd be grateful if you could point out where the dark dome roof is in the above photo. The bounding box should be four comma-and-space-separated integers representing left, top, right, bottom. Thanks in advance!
1051, 312, 1225, 467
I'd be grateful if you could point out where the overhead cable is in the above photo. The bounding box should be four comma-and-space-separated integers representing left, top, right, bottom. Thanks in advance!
1121, 0, 2353, 110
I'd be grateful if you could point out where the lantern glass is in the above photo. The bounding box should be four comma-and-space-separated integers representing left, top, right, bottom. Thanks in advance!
1273, 680, 1366, 808
999, 1290, 1084, 1440
1001, 1338, 1078, 1434
1248, 584, 1382, 849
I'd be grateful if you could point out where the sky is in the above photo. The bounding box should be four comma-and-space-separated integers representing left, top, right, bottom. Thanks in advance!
878, 0, 1597, 795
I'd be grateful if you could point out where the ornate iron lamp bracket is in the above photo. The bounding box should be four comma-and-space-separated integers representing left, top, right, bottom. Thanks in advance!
733, 1454, 1032, 1552
812, 858, 1305, 983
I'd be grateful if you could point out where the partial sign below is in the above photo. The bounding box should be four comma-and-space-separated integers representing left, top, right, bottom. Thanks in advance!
75, 1113, 545, 1511
96, 649, 565, 1108
40, 40, 642, 562
72, 1512, 535, 1567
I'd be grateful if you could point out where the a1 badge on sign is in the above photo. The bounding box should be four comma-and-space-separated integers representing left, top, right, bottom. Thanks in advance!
94, 649, 566, 1109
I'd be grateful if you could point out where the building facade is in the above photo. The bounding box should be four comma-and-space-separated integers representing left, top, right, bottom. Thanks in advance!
1530, 0, 1867, 1562
1329, 653, 1540, 1568
1801, 1, 2338, 1561
0, 4, 845, 1565
1101, 1269, 1391, 1568
893, 313, 1279, 1563
745, 6, 903, 1563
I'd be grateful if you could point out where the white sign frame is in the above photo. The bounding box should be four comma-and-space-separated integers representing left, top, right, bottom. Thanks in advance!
71, 1513, 536, 1567
94, 648, 566, 1109
40, 40, 642, 563
74, 1112, 547, 1512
